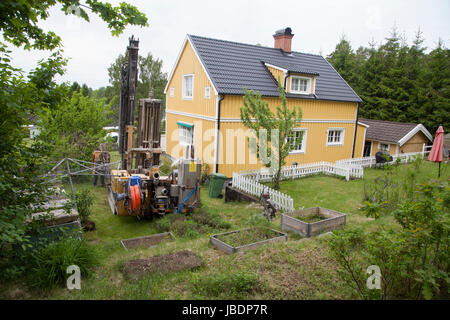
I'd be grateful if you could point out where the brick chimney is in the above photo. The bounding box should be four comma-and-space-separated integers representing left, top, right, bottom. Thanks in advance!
273, 27, 294, 53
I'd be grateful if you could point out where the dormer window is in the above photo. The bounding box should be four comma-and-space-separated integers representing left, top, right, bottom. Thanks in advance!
290, 76, 311, 94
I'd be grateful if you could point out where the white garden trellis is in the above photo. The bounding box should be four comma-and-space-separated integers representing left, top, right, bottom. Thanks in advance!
42, 158, 121, 199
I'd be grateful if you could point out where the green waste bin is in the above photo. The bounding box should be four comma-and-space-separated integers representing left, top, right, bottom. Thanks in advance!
209, 173, 227, 198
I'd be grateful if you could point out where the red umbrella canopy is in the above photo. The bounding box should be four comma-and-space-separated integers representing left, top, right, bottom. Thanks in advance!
428, 126, 444, 163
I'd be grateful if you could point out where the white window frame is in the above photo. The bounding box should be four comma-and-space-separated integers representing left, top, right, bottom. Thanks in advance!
177, 123, 194, 146
169, 87, 174, 97
288, 128, 308, 154
182, 74, 194, 100
290, 76, 312, 95
204, 86, 211, 99
378, 142, 390, 152
326, 128, 345, 146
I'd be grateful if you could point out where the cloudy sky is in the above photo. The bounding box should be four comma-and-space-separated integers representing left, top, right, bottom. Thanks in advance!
8, 0, 450, 89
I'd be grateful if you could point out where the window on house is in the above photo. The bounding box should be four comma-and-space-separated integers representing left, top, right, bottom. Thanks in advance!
205, 86, 210, 99
170, 87, 174, 97
290, 76, 311, 94
327, 129, 344, 145
177, 122, 194, 145
379, 143, 390, 152
287, 129, 307, 153
182, 74, 194, 99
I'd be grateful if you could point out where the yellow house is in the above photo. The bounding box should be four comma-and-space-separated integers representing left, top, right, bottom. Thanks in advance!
359, 118, 433, 157
164, 28, 368, 177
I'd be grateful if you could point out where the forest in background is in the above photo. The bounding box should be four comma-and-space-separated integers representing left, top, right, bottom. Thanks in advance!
326, 28, 449, 133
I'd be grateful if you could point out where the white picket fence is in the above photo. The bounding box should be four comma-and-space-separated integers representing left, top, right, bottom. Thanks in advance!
232, 172, 294, 213
239, 161, 363, 182
231, 161, 365, 212
231, 148, 431, 214
336, 151, 428, 169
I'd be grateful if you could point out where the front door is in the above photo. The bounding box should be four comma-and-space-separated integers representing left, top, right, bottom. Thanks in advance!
363, 141, 372, 157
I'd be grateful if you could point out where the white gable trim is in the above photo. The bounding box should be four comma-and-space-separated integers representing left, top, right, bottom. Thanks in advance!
164, 35, 218, 96
398, 124, 433, 147
264, 63, 288, 74
358, 121, 370, 128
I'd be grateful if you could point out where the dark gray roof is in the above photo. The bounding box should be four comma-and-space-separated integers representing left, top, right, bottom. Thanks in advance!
359, 119, 420, 143
189, 34, 362, 102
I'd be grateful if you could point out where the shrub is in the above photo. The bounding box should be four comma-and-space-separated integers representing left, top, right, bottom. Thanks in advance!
74, 188, 94, 222
155, 210, 231, 238
329, 180, 449, 300
246, 213, 271, 228
27, 237, 99, 290
155, 215, 172, 232
193, 271, 260, 299
191, 210, 231, 229
361, 158, 424, 218
200, 163, 210, 185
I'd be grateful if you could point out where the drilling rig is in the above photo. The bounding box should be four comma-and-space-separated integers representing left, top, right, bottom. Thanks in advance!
107, 36, 201, 218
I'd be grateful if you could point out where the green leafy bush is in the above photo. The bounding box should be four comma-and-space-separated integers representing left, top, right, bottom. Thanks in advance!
28, 237, 99, 290
73, 188, 94, 222
329, 180, 449, 299
38, 92, 113, 161
361, 156, 423, 218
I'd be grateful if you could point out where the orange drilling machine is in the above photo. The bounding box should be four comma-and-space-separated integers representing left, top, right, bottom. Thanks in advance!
107, 36, 201, 218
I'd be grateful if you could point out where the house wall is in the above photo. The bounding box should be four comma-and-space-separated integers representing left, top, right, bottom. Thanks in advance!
165, 40, 217, 118
266, 66, 285, 84
399, 131, 429, 154
217, 119, 358, 177
219, 95, 357, 120
166, 112, 216, 170
370, 141, 398, 156
367, 131, 429, 157
215, 95, 360, 177
353, 124, 367, 158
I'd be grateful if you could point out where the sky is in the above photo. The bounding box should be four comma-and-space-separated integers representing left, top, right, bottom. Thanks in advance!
7, 0, 450, 89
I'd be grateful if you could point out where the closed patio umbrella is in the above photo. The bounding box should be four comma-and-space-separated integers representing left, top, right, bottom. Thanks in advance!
428, 126, 444, 178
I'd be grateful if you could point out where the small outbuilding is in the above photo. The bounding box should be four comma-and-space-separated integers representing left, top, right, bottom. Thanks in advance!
359, 119, 433, 157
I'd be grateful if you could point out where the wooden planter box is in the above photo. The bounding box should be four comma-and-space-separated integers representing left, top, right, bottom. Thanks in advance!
210, 227, 288, 254
121, 232, 175, 250
281, 207, 346, 237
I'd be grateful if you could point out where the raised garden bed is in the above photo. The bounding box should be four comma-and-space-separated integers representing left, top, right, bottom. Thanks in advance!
120, 232, 175, 250
122, 250, 203, 280
210, 227, 288, 254
281, 207, 346, 237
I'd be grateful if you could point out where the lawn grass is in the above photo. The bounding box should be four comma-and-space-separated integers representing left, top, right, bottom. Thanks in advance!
1, 160, 446, 300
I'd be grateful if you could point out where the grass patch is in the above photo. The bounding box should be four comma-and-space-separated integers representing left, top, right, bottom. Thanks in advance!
294, 213, 326, 223
155, 209, 231, 238
27, 238, 100, 290
192, 271, 260, 299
